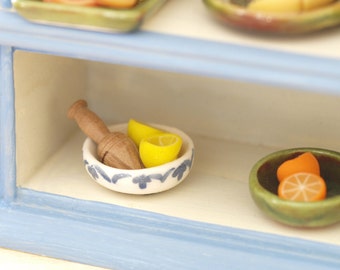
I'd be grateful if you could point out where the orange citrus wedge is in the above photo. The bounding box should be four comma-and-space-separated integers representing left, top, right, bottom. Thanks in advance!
139, 133, 182, 168
277, 152, 320, 182
278, 172, 327, 202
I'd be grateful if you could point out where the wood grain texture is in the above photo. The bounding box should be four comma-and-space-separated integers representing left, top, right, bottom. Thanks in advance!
68, 99, 143, 169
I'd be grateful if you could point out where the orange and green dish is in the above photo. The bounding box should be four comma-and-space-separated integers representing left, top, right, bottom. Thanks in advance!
13, 0, 167, 32
203, 0, 340, 34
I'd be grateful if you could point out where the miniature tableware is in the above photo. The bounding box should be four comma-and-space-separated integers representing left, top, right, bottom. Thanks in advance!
82, 123, 195, 195
68, 100, 143, 170
203, 0, 340, 34
13, 0, 167, 32
249, 147, 340, 227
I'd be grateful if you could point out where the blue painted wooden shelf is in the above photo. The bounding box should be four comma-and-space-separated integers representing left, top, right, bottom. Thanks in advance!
1, 8, 340, 93
2, 1, 340, 269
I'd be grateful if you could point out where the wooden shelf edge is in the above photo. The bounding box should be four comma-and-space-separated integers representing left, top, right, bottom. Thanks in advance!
0, 11, 339, 93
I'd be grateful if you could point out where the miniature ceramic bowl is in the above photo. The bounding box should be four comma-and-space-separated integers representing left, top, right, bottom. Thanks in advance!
82, 123, 194, 195
249, 148, 340, 227
203, 0, 340, 34
14, 0, 167, 32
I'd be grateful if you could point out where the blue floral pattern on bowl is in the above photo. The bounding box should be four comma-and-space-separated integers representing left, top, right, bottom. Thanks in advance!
84, 149, 194, 190
82, 123, 194, 195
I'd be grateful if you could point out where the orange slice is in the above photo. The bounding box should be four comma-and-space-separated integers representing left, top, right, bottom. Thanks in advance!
277, 152, 320, 182
278, 172, 327, 202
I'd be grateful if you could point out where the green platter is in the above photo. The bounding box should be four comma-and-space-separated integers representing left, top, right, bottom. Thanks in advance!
203, 0, 340, 34
13, 0, 167, 32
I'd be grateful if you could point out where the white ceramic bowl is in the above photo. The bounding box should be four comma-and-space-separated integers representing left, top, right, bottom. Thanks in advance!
82, 123, 195, 195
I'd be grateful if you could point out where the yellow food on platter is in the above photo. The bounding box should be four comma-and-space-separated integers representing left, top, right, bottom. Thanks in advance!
247, 0, 335, 13
248, 0, 301, 13
302, 0, 335, 10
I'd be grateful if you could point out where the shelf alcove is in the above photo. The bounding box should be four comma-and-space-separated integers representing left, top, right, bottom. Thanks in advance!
2, 0, 340, 267
14, 50, 340, 251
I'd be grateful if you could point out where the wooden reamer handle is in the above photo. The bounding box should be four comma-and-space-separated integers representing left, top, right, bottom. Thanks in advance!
67, 99, 110, 144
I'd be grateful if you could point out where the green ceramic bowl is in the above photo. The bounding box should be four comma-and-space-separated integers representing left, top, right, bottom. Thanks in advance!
249, 148, 340, 227
13, 0, 167, 32
203, 0, 340, 34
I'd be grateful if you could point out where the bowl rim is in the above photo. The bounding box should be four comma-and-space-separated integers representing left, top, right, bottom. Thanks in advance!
249, 147, 340, 207
82, 122, 195, 194
204, 0, 340, 19
203, 0, 340, 33
82, 122, 195, 173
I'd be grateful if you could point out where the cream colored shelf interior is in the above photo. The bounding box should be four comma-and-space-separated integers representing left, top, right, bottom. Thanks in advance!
20, 131, 340, 246
143, 0, 340, 60
14, 51, 340, 248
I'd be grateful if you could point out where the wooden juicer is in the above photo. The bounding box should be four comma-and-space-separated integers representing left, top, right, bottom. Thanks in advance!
68, 100, 143, 170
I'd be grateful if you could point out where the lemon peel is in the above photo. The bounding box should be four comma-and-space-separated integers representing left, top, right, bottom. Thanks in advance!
127, 119, 164, 146
139, 133, 182, 168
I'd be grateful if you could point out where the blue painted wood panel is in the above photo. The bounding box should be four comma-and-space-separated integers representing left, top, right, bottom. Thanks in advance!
1, 5, 340, 269
0, 11, 340, 93
0, 188, 339, 269
0, 45, 16, 203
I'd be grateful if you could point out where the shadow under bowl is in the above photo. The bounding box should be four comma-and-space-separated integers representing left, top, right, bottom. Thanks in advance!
249, 147, 340, 227
82, 123, 195, 195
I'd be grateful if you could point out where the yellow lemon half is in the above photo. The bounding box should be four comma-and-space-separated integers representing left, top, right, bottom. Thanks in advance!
127, 119, 164, 146
139, 133, 183, 168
